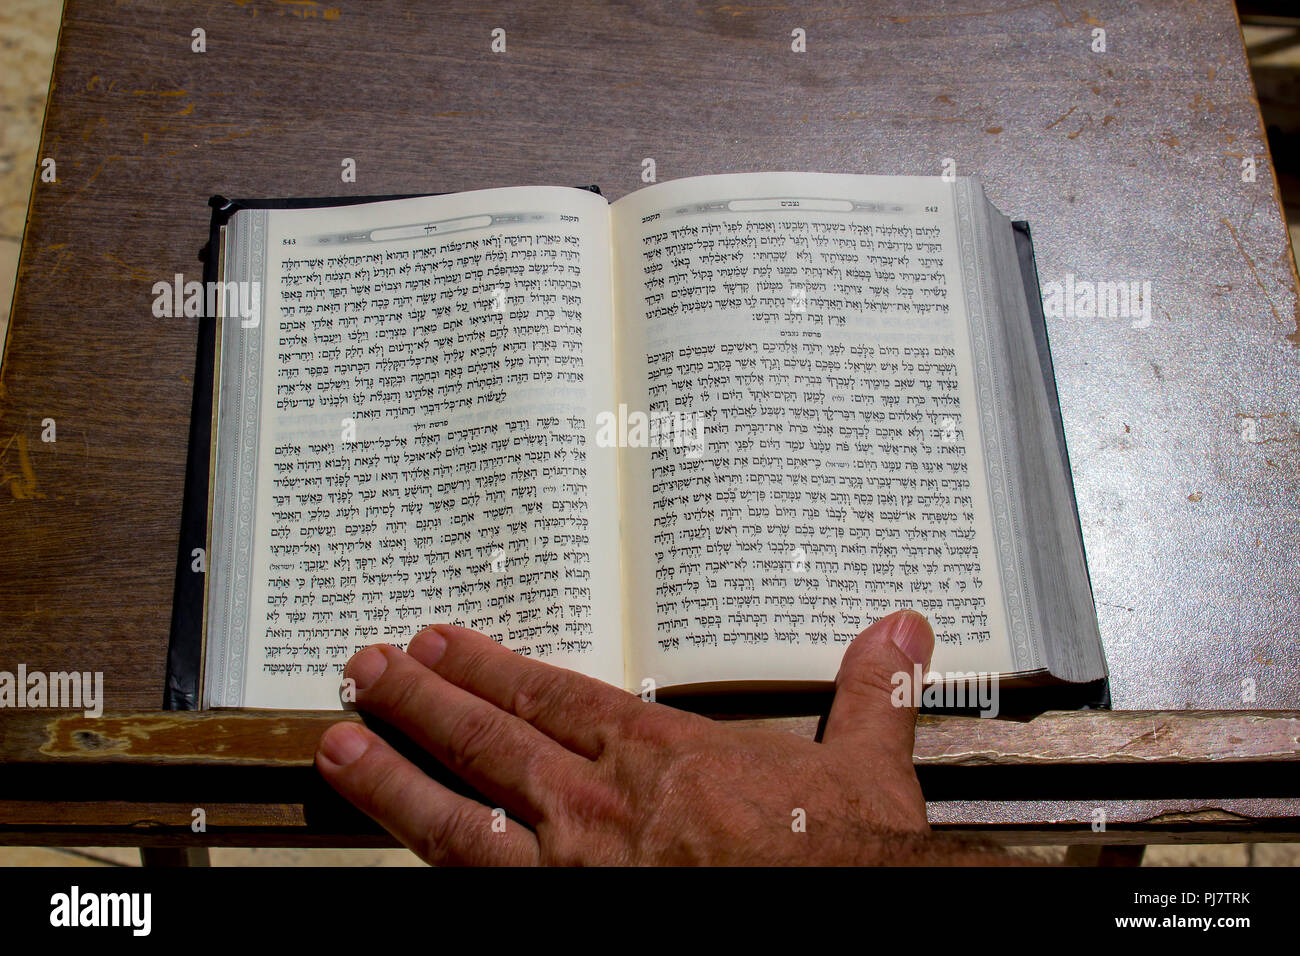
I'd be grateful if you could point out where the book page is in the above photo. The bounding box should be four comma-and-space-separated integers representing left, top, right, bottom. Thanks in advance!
206, 187, 623, 708
610, 172, 1017, 691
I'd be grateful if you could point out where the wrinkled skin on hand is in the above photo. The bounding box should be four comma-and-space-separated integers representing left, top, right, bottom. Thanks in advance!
316, 609, 1016, 865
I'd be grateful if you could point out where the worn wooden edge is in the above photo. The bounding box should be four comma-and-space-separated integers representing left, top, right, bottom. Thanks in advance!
1232, 0, 1300, 349
1, 709, 1297, 767
4, 799, 1296, 831
1, 710, 1298, 845
3, 830, 1296, 849
3, 805, 1299, 848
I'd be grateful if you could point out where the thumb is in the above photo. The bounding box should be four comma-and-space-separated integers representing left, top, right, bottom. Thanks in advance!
821, 609, 935, 764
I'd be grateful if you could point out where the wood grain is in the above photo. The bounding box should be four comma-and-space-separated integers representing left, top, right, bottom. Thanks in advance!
2, 0, 1296, 711
0, 0, 1297, 840
4, 708, 1299, 766
2, 710, 1298, 845
0, 707, 1294, 764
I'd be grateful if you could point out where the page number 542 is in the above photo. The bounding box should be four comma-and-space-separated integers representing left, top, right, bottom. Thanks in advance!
925, 205, 939, 213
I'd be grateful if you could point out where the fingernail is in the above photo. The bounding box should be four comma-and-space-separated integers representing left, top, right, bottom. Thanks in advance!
408, 626, 448, 668
347, 646, 388, 691
882, 609, 934, 667
319, 722, 370, 767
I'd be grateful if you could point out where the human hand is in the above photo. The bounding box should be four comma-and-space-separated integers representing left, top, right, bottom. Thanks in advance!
316, 608, 1014, 865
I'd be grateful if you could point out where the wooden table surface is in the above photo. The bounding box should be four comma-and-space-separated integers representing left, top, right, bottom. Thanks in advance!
1, 0, 1297, 845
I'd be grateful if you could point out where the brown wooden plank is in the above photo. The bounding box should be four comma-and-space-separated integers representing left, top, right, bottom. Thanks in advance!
0, 0, 1296, 715
2, 0, 1298, 844
3, 709, 1299, 766
5, 824, 1293, 849
0, 801, 309, 829
3, 798, 1298, 847
0, 709, 1295, 845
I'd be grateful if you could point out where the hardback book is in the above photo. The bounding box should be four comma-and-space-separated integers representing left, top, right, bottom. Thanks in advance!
166, 172, 1108, 712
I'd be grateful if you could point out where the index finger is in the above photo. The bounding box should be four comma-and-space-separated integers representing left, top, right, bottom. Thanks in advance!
408, 624, 643, 759
316, 721, 540, 866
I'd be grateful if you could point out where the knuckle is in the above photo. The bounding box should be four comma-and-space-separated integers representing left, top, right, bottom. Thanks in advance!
457, 646, 495, 687
560, 777, 627, 828
376, 664, 428, 715
417, 801, 485, 865
540, 780, 629, 865
840, 647, 915, 704
354, 752, 406, 811
510, 670, 564, 724
445, 705, 509, 774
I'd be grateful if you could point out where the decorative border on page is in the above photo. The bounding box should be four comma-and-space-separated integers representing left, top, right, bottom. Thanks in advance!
953, 182, 1039, 673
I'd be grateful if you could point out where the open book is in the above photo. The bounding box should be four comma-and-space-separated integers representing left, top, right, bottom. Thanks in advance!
168, 172, 1106, 710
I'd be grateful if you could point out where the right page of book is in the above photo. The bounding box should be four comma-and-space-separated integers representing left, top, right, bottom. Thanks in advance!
611, 172, 1030, 691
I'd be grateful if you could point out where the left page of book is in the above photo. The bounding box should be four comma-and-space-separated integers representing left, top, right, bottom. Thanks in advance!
204, 187, 623, 709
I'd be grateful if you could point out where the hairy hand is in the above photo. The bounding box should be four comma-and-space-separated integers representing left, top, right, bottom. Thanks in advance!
316, 609, 1011, 865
